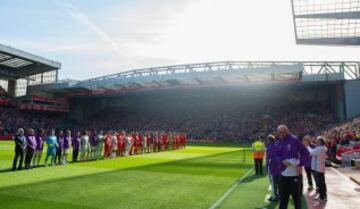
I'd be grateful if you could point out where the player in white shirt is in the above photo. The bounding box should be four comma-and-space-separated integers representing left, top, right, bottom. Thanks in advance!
80, 131, 90, 161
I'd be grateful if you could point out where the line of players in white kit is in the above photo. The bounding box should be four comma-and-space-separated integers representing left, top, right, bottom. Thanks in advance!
12, 128, 187, 170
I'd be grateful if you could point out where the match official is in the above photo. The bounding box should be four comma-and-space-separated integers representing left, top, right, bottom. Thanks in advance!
252, 138, 265, 175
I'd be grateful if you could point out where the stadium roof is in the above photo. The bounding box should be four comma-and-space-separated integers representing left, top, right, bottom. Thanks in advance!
291, 0, 360, 45
0, 43, 61, 80
41, 61, 360, 97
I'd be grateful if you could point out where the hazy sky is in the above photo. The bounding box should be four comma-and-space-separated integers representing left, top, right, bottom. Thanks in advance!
1, 0, 360, 80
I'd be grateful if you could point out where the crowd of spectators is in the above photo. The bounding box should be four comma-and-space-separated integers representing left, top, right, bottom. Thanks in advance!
0, 88, 341, 144
0, 106, 65, 135
321, 117, 360, 163
75, 102, 337, 142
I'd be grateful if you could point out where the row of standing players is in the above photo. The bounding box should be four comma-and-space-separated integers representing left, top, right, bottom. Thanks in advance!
12, 128, 187, 171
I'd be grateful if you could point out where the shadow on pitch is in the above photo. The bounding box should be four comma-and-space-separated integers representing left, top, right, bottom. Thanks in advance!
0, 149, 253, 188
0, 149, 254, 209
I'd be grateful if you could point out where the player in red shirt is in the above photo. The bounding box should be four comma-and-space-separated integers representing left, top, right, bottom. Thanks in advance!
146, 132, 151, 153
117, 130, 125, 156
103, 131, 112, 158
174, 133, 179, 150
165, 132, 169, 150
183, 133, 187, 148
137, 132, 143, 154
159, 132, 164, 151
130, 132, 136, 155
153, 132, 159, 152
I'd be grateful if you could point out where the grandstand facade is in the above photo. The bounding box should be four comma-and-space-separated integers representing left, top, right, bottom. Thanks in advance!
32, 61, 359, 123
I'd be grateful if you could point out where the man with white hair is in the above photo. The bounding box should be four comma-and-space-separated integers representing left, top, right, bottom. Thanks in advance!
276, 125, 310, 209
12, 128, 26, 171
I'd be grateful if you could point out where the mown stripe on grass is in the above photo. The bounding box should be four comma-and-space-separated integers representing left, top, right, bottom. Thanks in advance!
208, 167, 253, 209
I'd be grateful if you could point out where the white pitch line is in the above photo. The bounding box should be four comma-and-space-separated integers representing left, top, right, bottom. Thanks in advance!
331, 167, 351, 179
208, 168, 253, 209
264, 194, 271, 203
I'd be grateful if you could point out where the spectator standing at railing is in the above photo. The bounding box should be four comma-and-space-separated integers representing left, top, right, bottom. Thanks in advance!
309, 136, 328, 203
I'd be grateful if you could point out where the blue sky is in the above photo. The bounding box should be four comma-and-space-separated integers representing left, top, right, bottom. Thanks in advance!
1, 0, 360, 80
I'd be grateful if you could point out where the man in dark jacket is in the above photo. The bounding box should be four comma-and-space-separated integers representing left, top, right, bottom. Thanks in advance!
12, 128, 26, 171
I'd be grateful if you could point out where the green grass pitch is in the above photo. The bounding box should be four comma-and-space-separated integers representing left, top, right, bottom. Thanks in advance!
0, 141, 306, 209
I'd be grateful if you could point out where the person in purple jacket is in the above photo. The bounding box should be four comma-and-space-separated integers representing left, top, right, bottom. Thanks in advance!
56, 130, 64, 165
72, 131, 81, 163
302, 135, 315, 191
24, 128, 37, 170
276, 125, 310, 209
32, 128, 45, 167
61, 129, 72, 165
89, 131, 98, 159
266, 134, 281, 202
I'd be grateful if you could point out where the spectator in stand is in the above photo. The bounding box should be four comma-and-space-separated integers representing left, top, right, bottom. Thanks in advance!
24, 128, 36, 169
32, 128, 45, 167
12, 128, 26, 171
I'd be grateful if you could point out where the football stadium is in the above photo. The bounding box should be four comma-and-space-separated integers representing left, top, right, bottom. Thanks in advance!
1, 1, 360, 209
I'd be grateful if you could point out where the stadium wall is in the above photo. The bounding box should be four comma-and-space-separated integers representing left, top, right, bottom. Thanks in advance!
344, 79, 360, 119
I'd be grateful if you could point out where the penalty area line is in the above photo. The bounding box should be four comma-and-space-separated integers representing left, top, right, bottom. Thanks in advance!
208, 167, 253, 209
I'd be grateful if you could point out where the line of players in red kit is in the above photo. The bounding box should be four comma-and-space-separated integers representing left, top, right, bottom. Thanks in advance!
103, 131, 187, 158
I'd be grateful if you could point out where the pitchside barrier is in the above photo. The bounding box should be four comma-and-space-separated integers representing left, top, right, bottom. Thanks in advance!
0, 135, 12, 141
342, 148, 360, 167
187, 139, 217, 143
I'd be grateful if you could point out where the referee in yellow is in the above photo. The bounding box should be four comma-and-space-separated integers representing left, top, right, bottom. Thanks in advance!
252, 138, 265, 175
